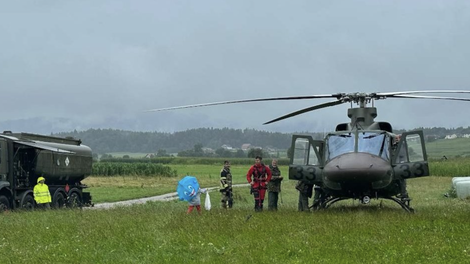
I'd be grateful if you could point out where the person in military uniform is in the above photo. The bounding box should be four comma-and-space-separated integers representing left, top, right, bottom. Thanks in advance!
267, 159, 283, 211
296, 180, 313, 212
312, 185, 326, 209
393, 134, 409, 199
220, 160, 233, 209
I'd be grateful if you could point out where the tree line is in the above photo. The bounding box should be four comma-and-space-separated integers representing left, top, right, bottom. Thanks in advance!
54, 127, 317, 155
53, 126, 470, 156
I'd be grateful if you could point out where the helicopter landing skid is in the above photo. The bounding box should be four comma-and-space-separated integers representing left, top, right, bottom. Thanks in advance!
315, 196, 415, 213
384, 197, 414, 213
316, 197, 350, 209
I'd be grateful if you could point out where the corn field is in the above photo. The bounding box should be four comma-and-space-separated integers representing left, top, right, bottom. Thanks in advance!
92, 162, 177, 177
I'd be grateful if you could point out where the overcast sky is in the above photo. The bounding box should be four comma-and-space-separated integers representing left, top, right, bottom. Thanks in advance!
1, 1, 470, 134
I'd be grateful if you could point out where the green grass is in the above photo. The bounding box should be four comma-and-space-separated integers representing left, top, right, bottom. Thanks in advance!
85, 159, 470, 204
85, 164, 263, 203
2, 176, 470, 263
426, 138, 470, 159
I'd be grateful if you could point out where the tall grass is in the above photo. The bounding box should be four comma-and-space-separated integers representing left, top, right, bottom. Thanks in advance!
429, 158, 470, 176
2, 177, 470, 263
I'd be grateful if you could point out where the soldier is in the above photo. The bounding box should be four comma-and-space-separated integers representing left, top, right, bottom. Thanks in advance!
267, 159, 283, 211
247, 156, 272, 212
296, 180, 313, 212
312, 185, 326, 209
220, 160, 233, 208
393, 134, 409, 199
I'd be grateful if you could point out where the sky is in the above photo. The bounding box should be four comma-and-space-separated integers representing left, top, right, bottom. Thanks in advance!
1, 1, 470, 135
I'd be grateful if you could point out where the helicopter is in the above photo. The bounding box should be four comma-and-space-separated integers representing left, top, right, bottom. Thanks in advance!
148, 90, 470, 212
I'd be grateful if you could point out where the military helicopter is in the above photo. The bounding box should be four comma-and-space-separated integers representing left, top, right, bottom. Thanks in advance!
148, 90, 470, 212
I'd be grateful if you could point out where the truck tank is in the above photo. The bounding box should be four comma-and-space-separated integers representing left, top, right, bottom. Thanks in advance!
0, 131, 94, 210
9, 133, 92, 184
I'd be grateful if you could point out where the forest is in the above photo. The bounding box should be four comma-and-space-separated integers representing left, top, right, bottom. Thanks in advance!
54, 127, 304, 154
52, 126, 470, 156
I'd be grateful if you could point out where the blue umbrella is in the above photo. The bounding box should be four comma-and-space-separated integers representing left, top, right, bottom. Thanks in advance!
177, 176, 200, 201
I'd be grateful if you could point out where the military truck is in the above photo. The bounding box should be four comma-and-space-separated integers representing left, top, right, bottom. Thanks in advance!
0, 131, 93, 210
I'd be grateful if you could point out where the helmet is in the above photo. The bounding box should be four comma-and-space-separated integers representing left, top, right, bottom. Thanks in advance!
37, 176, 46, 183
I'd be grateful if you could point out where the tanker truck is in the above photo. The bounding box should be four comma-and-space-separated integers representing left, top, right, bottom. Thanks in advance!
0, 131, 93, 210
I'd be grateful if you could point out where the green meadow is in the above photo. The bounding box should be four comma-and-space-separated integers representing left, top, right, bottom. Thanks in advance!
426, 137, 470, 159
2, 161, 470, 263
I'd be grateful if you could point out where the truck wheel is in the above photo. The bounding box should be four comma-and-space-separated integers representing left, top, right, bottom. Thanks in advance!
0, 195, 10, 211
20, 194, 35, 210
67, 191, 82, 208
53, 192, 66, 209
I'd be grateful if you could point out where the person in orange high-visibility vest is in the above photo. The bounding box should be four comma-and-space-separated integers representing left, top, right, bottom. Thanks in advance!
33, 176, 51, 209
246, 156, 272, 212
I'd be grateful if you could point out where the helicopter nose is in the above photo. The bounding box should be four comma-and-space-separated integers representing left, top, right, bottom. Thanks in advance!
323, 152, 393, 190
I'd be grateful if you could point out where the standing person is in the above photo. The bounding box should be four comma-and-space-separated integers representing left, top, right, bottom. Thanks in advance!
220, 160, 233, 209
187, 187, 207, 215
393, 134, 409, 199
312, 185, 326, 209
267, 159, 283, 211
246, 156, 272, 212
33, 176, 51, 209
296, 181, 313, 212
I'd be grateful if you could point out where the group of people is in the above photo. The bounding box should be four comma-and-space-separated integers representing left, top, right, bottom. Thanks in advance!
216, 156, 319, 212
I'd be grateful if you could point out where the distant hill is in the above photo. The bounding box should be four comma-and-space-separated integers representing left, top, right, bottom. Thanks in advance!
51, 126, 470, 157
53, 128, 323, 154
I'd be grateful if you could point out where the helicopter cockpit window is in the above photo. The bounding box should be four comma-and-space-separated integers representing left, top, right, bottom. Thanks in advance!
308, 145, 319, 165
358, 132, 390, 160
326, 134, 354, 160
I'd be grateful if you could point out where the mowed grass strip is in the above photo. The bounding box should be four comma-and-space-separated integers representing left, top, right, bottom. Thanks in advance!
84, 164, 260, 203
2, 176, 470, 263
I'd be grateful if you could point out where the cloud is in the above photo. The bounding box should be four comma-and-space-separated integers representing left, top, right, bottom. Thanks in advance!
1, 1, 470, 134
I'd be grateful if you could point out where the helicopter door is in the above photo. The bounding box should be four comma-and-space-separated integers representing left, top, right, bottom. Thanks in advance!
0, 138, 8, 177
392, 130, 429, 179
288, 135, 324, 185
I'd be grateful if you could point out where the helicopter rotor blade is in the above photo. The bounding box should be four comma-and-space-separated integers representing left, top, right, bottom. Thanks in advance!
145, 94, 337, 112
376, 90, 470, 97
387, 94, 470, 101
263, 100, 345, 125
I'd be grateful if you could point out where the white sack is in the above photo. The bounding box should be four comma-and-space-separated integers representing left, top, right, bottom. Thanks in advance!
205, 191, 211, 210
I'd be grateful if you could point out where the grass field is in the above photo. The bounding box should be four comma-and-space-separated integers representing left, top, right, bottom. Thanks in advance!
2, 175, 470, 263
84, 164, 256, 203
3, 159, 470, 263
426, 138, 470, 159
86, 158, 470, 204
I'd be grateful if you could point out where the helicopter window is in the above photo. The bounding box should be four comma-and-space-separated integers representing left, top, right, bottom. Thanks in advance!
358, 132, 390, 160
292, 138, 321, 165
292, 138, 310, 165
308, 145, 319, 165
402, 134, 424, 162
326, 134, 354, 160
